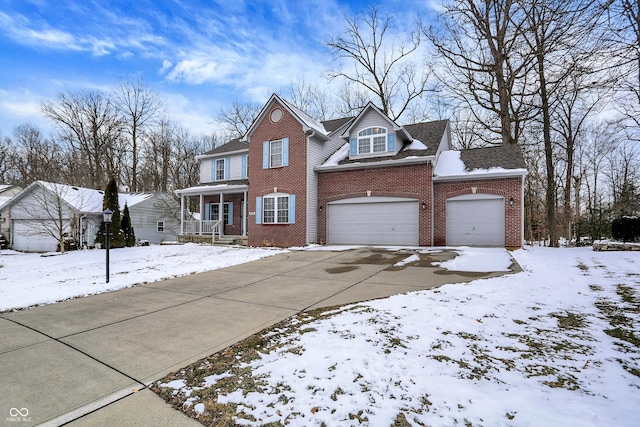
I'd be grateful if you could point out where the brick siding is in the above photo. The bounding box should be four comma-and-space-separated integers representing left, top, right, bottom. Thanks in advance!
247, 101, 308, 247
317, 163, 433, 245
433, 177, 523, 248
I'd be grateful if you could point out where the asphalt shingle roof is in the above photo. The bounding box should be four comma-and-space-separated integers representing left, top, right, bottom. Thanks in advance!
460, 144, 526, 171
202, 138, 247, 156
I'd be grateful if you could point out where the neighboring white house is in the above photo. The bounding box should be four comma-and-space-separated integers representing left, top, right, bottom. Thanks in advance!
0, 181, 180, 252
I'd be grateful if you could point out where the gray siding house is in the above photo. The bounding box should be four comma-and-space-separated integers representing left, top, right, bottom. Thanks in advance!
0, 181, 180, 252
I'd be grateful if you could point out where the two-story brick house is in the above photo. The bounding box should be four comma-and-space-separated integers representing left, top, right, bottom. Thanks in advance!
176, 94, 527, 248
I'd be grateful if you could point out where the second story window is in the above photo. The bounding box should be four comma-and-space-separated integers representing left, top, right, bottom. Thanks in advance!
215, 159, 225, 181
270, 140, 283, 167
262, 138, 289, 169
358, 127, 387, 154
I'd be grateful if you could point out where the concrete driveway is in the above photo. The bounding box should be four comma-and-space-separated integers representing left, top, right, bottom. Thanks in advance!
0, 247, 518, 426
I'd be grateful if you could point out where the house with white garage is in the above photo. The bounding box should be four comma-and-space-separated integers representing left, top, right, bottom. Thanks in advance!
0, 181, 180, 252
176, 94, 527, 248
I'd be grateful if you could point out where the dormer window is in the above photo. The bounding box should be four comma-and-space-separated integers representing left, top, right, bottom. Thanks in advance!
358, 127, 387, 154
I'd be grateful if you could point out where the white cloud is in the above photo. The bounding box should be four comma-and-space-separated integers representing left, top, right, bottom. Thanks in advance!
0, 11, 81, 50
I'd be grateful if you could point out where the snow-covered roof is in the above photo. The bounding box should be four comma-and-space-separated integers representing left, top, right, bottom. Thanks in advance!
434, 150, 526, 178
281, 97, 327, 135
0, 184, 11, 192
13, 181, 156, 213
0, 195, 11, 208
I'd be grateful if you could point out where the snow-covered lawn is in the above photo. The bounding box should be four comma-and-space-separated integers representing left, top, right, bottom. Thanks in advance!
155, 246, 640, 426
0, 243, 286, 311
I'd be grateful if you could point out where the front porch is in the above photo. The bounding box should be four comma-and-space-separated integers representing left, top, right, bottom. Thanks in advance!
175, 183, 249, 243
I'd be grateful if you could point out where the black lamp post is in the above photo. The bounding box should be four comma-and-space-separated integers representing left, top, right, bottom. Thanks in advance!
103, 209, 113, 283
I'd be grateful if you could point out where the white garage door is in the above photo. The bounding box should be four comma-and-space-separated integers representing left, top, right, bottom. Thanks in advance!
327, 197, 419, 245
12, 219, 60, 252
446, 194, 505, 246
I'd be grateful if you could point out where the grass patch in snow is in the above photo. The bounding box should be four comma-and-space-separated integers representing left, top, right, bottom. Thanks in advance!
152, 248, 640, 426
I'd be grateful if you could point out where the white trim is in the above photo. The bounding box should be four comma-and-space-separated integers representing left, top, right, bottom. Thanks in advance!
175, 184, 248, 196
329, 196, 417, 205
433, 169, 528, 182
315, 155, 434, 172
195, 149, 248, 160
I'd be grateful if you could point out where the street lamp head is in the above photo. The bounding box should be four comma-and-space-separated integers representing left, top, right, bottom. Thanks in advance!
103, 209, 113, 223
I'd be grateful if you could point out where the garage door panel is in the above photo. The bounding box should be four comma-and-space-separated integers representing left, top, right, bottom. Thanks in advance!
328, 198, 419, 246
12, 220, 61, 252
446, 197, 504, 247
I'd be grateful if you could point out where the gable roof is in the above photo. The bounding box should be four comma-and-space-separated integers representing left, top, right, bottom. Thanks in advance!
243, 94, 329, 142
2, 181, 156, 214
341, 102, 410, 140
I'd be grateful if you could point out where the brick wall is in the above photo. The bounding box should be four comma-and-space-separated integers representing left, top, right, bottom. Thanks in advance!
317, 163, 433, 245
433, 177, 523, 248
247, 101, 308, 247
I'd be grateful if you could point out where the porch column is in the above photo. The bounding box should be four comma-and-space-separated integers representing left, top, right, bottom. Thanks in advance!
199, 194, 204, 235
219, 192, 224, 238
243, 190, 247, 236
180, 194, 184, 235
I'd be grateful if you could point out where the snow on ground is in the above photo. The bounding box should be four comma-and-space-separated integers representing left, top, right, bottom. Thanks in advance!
0, 244, 286, 311
158, 246, 640, 426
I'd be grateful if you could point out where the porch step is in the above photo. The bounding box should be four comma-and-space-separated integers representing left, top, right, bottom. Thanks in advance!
213, 236, 248, 246
178, 235, 247, 246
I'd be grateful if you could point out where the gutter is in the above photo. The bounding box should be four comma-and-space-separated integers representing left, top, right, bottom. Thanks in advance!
196, 148, 249, 160
315, 155, 434, 172
433, 169, 528, 182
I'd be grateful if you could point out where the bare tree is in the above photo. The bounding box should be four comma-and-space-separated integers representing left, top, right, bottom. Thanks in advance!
113, 79, 163, 192
328, 6, 432, 121
42, 91, 124, 189
217, 100, 262, 138
12, 124, 64, 186
286, 79, 336, 121
0, 130, 18, 184
425, 0, 532, 145
522, 0, 606, 246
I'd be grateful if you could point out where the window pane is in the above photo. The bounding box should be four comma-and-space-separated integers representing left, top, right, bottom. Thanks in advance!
373, 136, 386, 152
216, 159, 225, 180
263, 198, 275, 223
270, 140, 282, 167
277, 196, 289, 223
358, 137, 371, 154
211, 205, 220, 220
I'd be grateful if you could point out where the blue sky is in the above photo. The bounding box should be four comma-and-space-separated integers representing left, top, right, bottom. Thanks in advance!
0, 0, 437, 136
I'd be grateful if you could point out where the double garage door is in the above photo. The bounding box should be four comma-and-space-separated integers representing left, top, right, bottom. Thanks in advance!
327, 197, 419, 246
446, 194, 505, 246
325, 194, 506, 247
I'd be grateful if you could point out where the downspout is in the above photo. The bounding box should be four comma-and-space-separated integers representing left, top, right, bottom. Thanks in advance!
431, 160, 435, 246
521, 175, 526, 247
306, 131, 314, 246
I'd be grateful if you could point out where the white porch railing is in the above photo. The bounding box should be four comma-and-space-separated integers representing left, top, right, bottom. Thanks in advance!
183, 219, 222, 239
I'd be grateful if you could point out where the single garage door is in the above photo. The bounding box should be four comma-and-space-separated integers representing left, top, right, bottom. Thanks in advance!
446, 194, 505, 246
327, 197, 419, 245
12, 219, 60, 252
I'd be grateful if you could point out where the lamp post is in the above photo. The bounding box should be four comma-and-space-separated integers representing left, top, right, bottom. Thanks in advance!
103, 209, 113, 283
